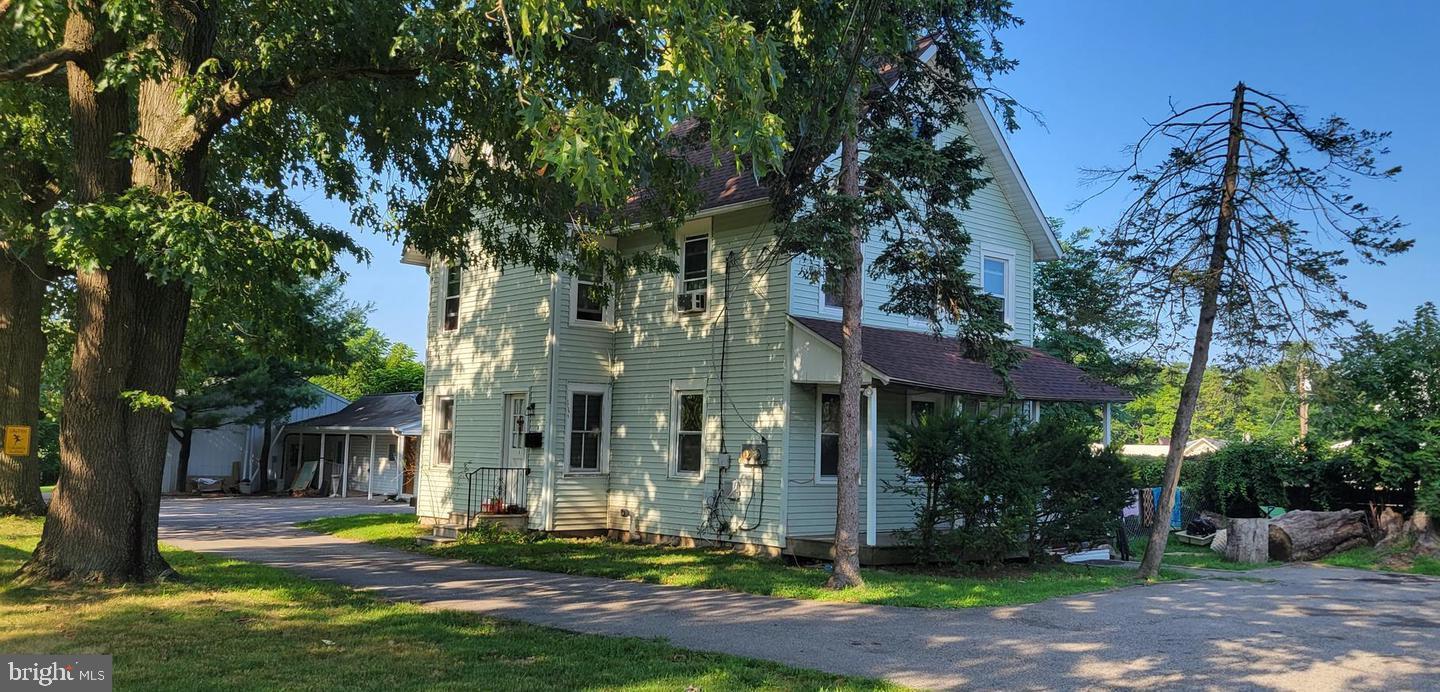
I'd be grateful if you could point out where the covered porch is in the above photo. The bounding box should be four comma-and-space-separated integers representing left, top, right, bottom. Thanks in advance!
786, 316, 1133, 563
279, 392, 422, 500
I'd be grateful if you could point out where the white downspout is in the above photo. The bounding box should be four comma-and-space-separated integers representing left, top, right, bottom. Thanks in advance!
865, 385, 877, 548
544, 274, 560, 532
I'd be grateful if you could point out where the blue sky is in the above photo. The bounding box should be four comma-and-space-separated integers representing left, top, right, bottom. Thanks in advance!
325, 2, 1437, 360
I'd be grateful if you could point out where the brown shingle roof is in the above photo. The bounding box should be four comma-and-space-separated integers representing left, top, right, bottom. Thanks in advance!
625, 118, 768, 216
792, 316, 1133, 403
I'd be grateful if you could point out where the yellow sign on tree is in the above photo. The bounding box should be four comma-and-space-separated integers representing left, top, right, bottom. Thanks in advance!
4, 425, 31, 457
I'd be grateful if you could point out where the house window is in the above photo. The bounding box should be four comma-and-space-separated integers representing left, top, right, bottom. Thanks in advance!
679, 233, 714, 300
568, 390, 606, 472
818, 392, 841, 479
435, 397, 454, 466
443, 265, 462, 332
672, 389, 705, 475
821, 264, 843, 312
909, 399, 937, 425
572, 274, 611, 326
982, 255, 1010, 323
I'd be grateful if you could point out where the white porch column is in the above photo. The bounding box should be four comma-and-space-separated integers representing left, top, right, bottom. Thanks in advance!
340, 434, 351, 498
317, 432, 327, 493
1103, 402, 1113, 447
865, 385, 878, 548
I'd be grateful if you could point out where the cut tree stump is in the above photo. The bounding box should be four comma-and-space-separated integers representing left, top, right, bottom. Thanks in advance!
1378, 510, 1439, 555
1268, 509, 1371, 562
1225, 518, 1271, 564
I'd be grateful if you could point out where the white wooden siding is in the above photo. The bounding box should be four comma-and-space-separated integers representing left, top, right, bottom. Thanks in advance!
602, 207, 789, 547
416, 258, 553, 525
788, 119, 1039, 345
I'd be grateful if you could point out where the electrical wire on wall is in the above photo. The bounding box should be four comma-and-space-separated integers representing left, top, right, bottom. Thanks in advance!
696, 248, 769, 540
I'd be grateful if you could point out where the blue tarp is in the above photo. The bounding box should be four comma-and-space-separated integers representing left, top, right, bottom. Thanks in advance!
1153, 487, 1184, 529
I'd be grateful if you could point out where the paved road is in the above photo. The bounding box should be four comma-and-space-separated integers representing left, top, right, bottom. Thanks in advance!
159, 498, 1440, 690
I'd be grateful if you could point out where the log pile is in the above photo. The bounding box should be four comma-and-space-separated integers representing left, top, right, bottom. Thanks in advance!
1267, 509, 1371, 562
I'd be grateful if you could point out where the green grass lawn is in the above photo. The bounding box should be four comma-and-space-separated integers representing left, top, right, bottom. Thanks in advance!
39, 485, 54, 494
0, 516, 893, 691
1129, 534, 1282, 571
1321, 544, 1440, 577
303, 514, 1182, 609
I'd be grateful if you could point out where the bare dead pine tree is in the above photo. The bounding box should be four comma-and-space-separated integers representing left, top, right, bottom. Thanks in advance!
1089, 82, 1409, 579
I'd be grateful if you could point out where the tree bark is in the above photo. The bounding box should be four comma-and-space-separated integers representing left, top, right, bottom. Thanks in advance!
1268, 509, 1371, 561
0, 247, 50, 516
23, 260, 190, 582
1225, 517, 1270, 564
172, 425, 193, 494
21, 6, 201, 582
827, 121, 866, 590
1137, 82, 1248, 580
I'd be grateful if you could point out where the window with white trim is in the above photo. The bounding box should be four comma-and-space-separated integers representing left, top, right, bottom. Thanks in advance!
818, 392, 841, 479
672, 389, 705, 475
572, 274, 612, 326
682, 235, 709, 292
677, 235, 710, 314
568, 390, 606, 472
435, 397, 454, 466
442, 265, 461, 332
982, 255, 1011, 324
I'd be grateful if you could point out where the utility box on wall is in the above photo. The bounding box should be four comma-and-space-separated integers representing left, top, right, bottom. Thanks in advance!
739, 443, 767, 467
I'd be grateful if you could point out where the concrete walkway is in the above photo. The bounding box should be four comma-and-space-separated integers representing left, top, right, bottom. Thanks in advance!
159, 498, 1440, 690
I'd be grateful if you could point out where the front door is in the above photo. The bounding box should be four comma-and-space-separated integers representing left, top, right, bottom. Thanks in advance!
501, 394, 528, 507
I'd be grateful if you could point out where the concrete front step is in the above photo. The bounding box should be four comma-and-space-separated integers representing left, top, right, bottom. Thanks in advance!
415, 534, 457, 546
432, 523, 468, 539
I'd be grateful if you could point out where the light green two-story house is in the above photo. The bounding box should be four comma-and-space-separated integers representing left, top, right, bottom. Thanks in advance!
402, 97, 1130, 562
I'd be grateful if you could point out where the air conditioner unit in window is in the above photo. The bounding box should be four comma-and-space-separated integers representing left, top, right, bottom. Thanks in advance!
677, 290, 707, 313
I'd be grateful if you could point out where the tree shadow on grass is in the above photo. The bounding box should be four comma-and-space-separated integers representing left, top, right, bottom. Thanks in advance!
0, 543, 888, 692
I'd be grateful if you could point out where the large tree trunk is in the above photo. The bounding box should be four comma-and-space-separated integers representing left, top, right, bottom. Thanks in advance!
0, 247, 49, 516
172, 425, 193, 494
21, 6, 204, 582
1137, 82, 1247, 579
23, 261, 190, 582
827, 123, 865, 590
1268, 509, 1371, 561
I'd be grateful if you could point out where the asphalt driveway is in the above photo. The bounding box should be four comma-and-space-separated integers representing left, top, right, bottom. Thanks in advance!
158, 498, 1440, 690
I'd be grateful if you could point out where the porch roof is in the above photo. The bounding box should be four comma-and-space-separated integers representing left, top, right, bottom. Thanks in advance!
791, 316, 1133, 403
286, 391, 423, 434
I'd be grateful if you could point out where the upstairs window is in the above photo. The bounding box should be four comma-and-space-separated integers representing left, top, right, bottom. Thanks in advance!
982, 255, 1011, 324
572, 274, 612, 326
435, 397, 454, 466
443, 265, 462, 332
821, 264, 843, 312
682, 236, 709, 292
